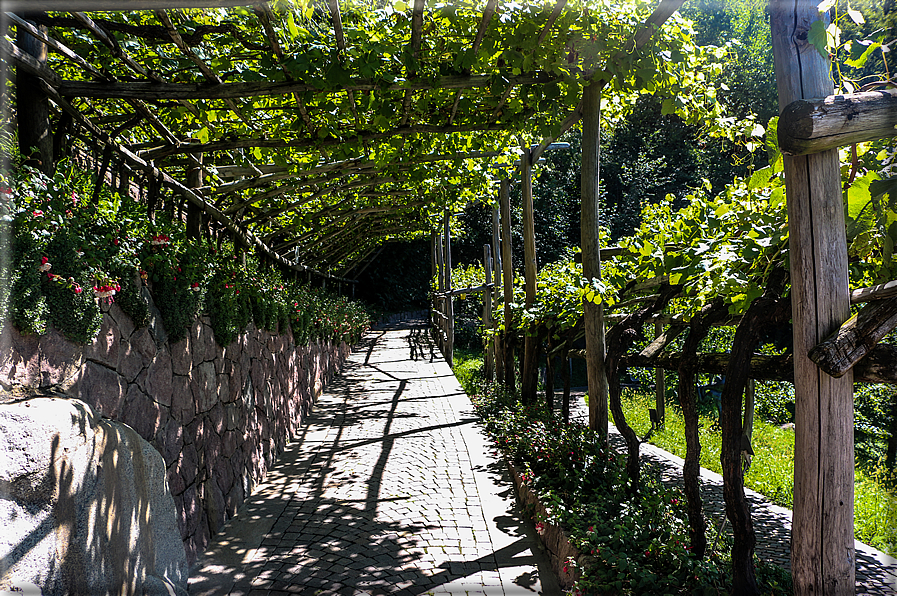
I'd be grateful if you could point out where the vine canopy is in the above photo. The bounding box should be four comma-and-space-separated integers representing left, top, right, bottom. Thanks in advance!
3, 0, 742, 277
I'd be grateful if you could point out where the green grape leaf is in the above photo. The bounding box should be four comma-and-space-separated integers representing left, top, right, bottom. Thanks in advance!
807, 19, 829, 58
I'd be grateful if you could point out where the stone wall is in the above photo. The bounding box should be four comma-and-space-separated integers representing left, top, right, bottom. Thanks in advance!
0, 302, 350, 562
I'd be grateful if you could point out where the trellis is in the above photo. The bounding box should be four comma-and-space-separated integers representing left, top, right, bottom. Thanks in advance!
3, 1, 896, 595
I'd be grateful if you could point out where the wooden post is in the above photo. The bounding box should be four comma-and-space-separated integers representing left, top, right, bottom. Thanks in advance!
483, 244, 494, 381
655, 319, 665, 428
430, 232, 437, 327
492, 205, 504, 382
770, 1, 855, 593
444, 209, 454, 367
521, 146, 538, 404
581, 81, 609, 441
436, 228, 445, 353
186, 154, 203, 239
15, 18, 53, 174
500, 179, 516, 389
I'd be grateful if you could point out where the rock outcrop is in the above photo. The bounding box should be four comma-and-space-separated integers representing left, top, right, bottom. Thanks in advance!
0, 397, 187, 595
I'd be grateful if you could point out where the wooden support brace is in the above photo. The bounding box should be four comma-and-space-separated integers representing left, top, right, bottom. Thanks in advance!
779, 89, 897, 156
808, 297, 897, 377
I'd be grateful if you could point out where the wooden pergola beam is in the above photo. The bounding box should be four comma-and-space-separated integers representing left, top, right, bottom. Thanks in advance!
620, 345, 897, 384
491, 0, 567, 122
247, 176, 400, 226
447, 0, 497, 125
142, 121, 523, 159
399, 0, 426, 127
155, 9, 253, 129
530, 0, 686, 162
254, 3, 315, 132
326, 0, 361, 129
56, 72, 562, 100
33, 76, 361, 282
6, 1, 262, 8
779, 89, 897, 156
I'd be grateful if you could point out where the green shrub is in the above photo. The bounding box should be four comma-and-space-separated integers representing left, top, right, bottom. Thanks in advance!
469, 383, 792, 595
42, 229, 101, 344
8, 228, 47, 335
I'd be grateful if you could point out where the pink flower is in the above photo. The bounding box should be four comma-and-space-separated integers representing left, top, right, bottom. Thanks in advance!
32, 210, 43, 217
587, 525, 594, 533
535, 522, 545, 535
39, 257, 51, 272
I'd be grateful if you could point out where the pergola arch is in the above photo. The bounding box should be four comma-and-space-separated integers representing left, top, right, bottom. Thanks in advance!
5, 1, 894, 594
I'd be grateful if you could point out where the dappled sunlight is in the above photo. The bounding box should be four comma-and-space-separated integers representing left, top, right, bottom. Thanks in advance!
189, 321, 555, 594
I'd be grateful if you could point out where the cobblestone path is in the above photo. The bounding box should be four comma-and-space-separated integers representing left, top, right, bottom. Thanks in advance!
567, 392, 897, 595
189, 317, 559, 596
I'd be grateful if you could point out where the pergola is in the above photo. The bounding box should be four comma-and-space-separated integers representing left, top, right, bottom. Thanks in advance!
4, 1, 896, 594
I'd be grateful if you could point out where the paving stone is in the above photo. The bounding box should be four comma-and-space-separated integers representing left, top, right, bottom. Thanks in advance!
189, 317, 559, 595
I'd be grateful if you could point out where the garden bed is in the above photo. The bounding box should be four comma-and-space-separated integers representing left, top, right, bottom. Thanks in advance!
506, 461, 581, 589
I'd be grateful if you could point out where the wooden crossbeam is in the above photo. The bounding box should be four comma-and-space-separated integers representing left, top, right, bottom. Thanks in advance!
254, 3, 315, 133
7, 0, 261, 8
247, 176, 400, 226
399, 0, 426, 127
530, 0, 686, 162
447, 0, 497, 125
779, 89, 897, 156
809, 297, 897, 378
326, 0, 361, 130
57, 72, 562, 100
491, 0, 567, 121
620, 346, 897, 384
155, 9, 253, 129
142, 120, 523, 159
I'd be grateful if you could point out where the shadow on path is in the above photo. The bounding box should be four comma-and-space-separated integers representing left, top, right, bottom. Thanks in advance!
190, 324, 558, 596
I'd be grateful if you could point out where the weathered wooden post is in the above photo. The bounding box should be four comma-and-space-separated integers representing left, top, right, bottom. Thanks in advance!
15, 17, 52, 174
655, 319, 665, 428
581, 82, 609, 440
430, 232, 437, 327
483, 244, 494, 381
770, 1, 855, 592
444, 209, 454, 367
186, 154, 203, 239
521, 147, 538, 404
492, 204, 504, 382
500, 178, 516, 389
436, 227, 445, 353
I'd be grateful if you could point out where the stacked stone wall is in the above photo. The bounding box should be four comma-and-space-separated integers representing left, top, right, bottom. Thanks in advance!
0, 303, 350, 562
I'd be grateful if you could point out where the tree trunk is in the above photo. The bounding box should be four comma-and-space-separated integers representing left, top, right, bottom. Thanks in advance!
677, 299, 728, 558
720, 276, 790, 596
605, 284, 679, 494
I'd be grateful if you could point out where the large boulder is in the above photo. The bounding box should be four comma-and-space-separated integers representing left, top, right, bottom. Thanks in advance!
0, 396, 188, 595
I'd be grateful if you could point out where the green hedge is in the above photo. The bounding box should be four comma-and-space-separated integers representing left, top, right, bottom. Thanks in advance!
1, 160, 371, 347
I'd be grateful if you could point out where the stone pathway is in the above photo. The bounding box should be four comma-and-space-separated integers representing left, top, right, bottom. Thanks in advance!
567, 391, 897, 595
189, 317, 559, 596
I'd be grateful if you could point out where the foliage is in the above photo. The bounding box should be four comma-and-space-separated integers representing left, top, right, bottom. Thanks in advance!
0, 159, 371, 347
468, 379, 791, 594
619, 389, 897, 556
17, 0, 766, 263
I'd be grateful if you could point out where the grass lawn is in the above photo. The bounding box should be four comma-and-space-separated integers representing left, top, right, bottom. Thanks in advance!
618, 390, 897, 557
